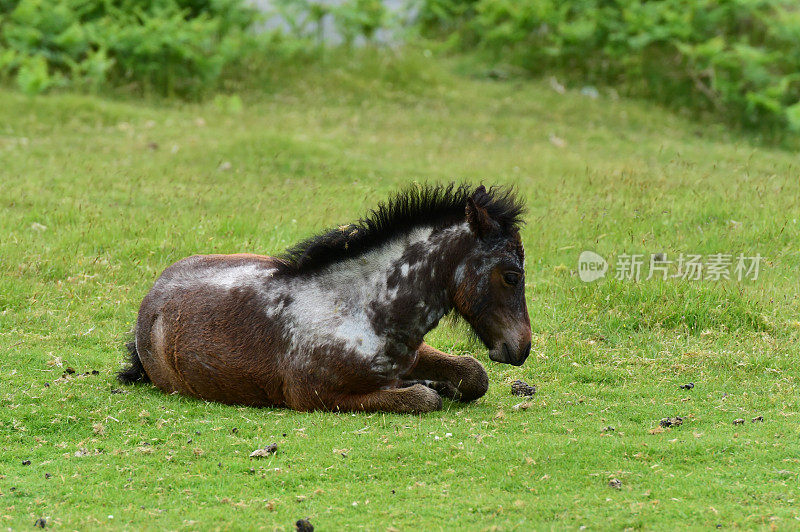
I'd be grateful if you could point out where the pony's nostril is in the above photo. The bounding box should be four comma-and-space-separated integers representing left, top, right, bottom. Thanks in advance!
522, 342, 532, 359
502, 343, 512, 361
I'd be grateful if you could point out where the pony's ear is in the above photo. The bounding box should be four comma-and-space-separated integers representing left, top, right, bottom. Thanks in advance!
466, 195, 495, 239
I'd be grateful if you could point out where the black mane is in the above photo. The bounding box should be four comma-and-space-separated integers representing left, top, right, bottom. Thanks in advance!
276, 183, 525, 274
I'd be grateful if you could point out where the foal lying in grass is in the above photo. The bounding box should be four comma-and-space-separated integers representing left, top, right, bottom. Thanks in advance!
119, 184, 532, 413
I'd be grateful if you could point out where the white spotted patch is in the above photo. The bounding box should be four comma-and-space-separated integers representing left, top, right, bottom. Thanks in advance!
201, 264, 276, 290
157, 261, 276, 294
454, 264, 466, 284
280, 226, 435, 370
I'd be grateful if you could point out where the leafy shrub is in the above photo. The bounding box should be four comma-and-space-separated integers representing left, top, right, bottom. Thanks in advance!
0, 0, 259, 96
419, 0, 800, 137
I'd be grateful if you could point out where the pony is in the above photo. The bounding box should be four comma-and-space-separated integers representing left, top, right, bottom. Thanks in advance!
118, 184, 532, 413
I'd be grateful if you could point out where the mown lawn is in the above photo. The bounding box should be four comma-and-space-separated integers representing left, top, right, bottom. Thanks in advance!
2, 55, 799, 530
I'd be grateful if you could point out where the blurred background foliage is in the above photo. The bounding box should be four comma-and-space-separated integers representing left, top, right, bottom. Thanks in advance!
0, 0, 261, 96
418, 0, 800, 139
2, 0, 800, 140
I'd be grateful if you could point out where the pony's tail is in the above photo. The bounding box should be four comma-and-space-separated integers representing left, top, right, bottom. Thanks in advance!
117, 337, 150, 385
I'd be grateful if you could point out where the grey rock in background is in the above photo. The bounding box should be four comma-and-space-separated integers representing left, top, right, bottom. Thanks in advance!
249, 0, 418, 45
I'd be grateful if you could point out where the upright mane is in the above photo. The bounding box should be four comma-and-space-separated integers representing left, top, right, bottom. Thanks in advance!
276, 182, 525, 275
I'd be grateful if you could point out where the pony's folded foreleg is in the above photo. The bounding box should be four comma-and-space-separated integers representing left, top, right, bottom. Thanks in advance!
328, 384, 442, 414
403, 343, 489, 402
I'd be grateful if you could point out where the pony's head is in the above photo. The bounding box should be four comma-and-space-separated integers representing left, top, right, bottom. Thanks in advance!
453, 186, 532, 366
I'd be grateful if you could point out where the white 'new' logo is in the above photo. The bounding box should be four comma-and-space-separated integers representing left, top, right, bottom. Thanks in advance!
578, 251, 608, 282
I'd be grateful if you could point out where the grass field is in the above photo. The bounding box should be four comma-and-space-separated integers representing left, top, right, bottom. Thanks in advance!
2, 53, 800, 530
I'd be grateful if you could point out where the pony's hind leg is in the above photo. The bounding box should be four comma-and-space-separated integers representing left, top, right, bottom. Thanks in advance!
403, 343, 489, 402
326, 384, 442, 414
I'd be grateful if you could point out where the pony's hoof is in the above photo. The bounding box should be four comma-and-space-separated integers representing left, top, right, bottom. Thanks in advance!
426, 380, 462, 401
456, 356, 489, 402
409, 383, 442, 412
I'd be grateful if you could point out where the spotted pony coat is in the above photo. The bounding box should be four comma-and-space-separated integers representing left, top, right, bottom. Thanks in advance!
119, 184, 531, 413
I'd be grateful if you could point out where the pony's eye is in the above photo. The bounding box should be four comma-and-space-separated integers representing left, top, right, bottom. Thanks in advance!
502, 271, 520, 286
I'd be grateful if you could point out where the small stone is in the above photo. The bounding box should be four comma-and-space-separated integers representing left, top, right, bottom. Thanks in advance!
250, 443, 278, 458
511, 380, 536, 397
751, 415, 764, 423
549, 134, 567, 148
512, 401, 531, 411
679, 382, 695, 390
296, 518, 314, 532
549, 76, 566, 94
110, 388, 126, 394
580, 86, 599, 99
733, 418, 745, 425
608, 478, 622, 489
218, 161, 232, 171
486, 68, 509, 81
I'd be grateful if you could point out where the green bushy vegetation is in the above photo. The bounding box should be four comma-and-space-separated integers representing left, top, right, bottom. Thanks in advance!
5, 0, 800, 141
0, 0, 396, 96
0, 0, 260, 96
419, 0, 800, 138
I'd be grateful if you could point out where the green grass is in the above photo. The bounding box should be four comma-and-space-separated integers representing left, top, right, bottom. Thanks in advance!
2, 53, 800, 530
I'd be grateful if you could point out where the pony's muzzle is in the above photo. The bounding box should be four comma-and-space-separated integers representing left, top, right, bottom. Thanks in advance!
489, 340, 531, 366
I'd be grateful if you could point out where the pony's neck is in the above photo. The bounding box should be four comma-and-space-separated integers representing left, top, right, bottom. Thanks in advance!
372, 221, 473, 353
285, 220, 473, 361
